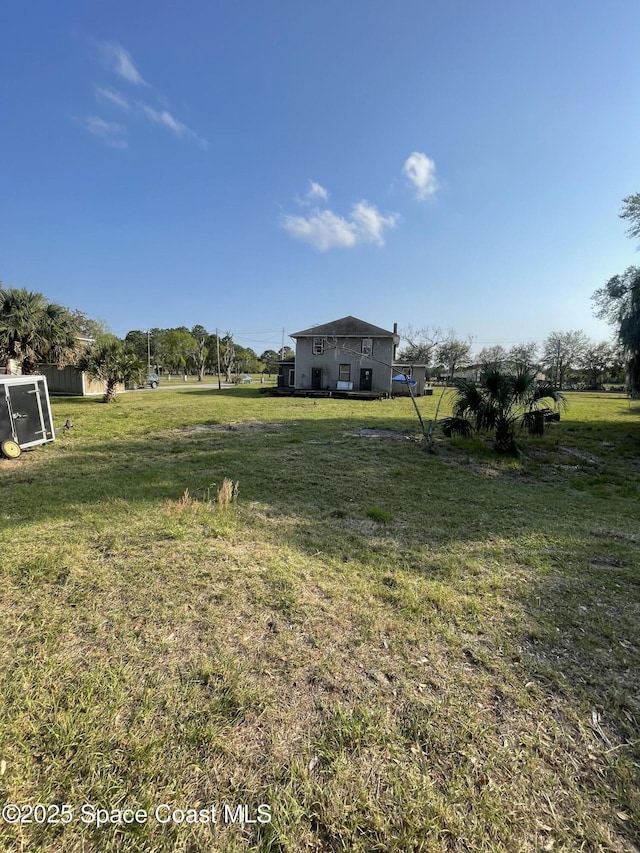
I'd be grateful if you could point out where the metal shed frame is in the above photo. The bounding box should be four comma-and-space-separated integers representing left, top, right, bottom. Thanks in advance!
0, 375, 56, 454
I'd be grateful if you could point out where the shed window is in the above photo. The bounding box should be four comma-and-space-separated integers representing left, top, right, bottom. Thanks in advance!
288, 368, 295, 387
313, 337, 324, 354
339, 364, 351, 382
362, 338, 373, 355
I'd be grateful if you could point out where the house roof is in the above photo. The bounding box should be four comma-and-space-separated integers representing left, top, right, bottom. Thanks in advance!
291, 315, 397, 339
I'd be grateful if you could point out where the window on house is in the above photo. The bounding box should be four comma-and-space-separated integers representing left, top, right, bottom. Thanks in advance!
288, 368, 295, 386
313, 337, 324, 354
339, 364, 351, 382
362, 338, 373, 355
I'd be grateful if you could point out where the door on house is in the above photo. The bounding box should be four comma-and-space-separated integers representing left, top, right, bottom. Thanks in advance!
311, 368, 322, 390
360, 368, 373, 391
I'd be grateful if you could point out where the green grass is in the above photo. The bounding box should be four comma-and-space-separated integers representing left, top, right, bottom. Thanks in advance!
365, 507, 394, 524
1, 388, 639, 851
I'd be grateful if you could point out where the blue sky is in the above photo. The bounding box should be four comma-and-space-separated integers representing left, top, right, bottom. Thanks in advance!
2, 0, 639, 356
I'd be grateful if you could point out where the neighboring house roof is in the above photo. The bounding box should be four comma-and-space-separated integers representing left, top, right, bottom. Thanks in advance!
291, 315, 397, 340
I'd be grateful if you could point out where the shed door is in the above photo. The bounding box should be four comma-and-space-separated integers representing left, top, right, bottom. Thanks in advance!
6, 384, 47, 447
360, 368, 373, 391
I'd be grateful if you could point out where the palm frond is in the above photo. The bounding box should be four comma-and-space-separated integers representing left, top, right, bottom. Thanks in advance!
510, 368, 539, 402
441, 417, 474, 438
445, 366, 566, 454
480, 367, 505, 397
528, 382, 567, 410
451, 379, 484, 418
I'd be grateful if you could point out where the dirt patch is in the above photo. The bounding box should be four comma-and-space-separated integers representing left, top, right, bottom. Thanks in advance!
592, 529, 639, 544
559, 446, 600, 466
220, 422, 289, 433
181, 421, 289, 434
590, 559, 627, 571
345, 428, 417, 441
472, 466, 501, 478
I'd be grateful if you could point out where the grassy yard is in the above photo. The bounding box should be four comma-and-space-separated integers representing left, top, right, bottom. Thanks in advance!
1, 388, 639, 852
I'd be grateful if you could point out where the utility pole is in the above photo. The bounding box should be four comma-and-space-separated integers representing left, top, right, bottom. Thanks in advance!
216, 328, 221, 390
147, 329, 151, 369
280, 327, 285, 361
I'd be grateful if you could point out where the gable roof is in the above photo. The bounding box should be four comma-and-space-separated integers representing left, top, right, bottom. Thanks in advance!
291, 315, 397, 339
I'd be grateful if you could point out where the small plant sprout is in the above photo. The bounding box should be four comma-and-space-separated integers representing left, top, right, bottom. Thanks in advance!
366, 507, 393, 524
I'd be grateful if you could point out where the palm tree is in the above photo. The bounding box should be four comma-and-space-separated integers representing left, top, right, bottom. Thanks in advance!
442, 368, 566, 455
0, 286, 78, 373
78, 336, 145, 402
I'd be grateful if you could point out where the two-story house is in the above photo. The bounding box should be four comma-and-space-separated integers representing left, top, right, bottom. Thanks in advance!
283, 316, 400, 396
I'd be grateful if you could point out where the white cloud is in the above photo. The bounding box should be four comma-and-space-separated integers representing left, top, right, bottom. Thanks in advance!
282, 193, 398, 251
140, 104, 187, 135
295, 180, 330, 208
86, 39, 207, 150
307, 181, 329, 203
78, 115, 127, 148
403, 151, 438, 200
100, 42, 146, 86
139, 103, 208, 149
96, 87, 130, 110
282, 209, 357, 250
351, 200, 399, 246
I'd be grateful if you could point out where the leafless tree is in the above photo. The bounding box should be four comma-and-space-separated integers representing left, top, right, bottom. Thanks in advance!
476, 344, 508, 368
542, 330, 588, 389
438, 338, 472, 381
507, 342, 539, 371
397, 325, 449, 367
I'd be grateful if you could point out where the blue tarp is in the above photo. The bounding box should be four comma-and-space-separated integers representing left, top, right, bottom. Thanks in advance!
392, 374, 417, 386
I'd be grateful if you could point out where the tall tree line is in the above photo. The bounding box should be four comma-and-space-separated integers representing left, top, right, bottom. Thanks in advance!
397, 328, 624, 389
124, 326, 293, 380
